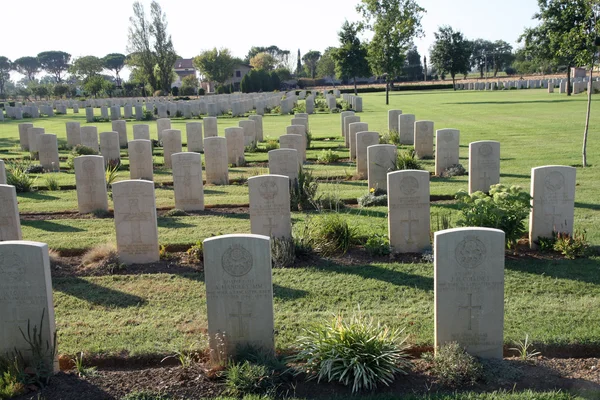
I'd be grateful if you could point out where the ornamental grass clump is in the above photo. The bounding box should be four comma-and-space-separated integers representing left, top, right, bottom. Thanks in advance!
456, 184, 531, 249
293, 311, 411, 393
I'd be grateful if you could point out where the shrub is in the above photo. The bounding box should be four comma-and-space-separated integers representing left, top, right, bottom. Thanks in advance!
309, 213, 356, 256
290, 168, 319, 211
441, 163, 466, 177
306, 130, 313, 149
72, 144, 98, 156
424, 342, 483, 387
271, 237, 295, 268
456, 185, 531, 249
186, 241, 203, 263
358, 192, 388, 207
316, 149, 339, 164
365, 234, 391, 256
142, 110, 154, 121
264, 139, 279, 151
105, 163, 119, 190
81, 244, 123, 274
0, 357, 25, 399
381, 129, 400, 145
315, 192, 345, 211
164, 208, 188, 217
43, 175, 60, 191
6, 161, 36, 193
224, 361, 275, 397
393, 148, 422, 171
546, 230, 591, 259
293, 311, 410, 393
25, 164, 44, 174
245, 142, 258, 153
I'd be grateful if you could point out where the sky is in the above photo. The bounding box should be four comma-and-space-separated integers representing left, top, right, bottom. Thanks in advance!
3, 0, 540, 80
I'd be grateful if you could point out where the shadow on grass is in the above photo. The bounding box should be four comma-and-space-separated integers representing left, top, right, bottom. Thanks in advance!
54, 276, 146, 308
506, 257, 600, 285
446, 99, 582, 105
575, 201, 600, 211
21, 220, 85, 232
313, 261, 433, 292
157, 217, 196, 228
18, 191, 61, 201
500, 173, 530, 179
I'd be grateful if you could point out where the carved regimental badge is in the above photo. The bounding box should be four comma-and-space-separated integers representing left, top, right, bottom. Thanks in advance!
259, 180, 278, 201
222, 244, 253, 277
455, 236, 487, 270
400, 176, 419, 196
478, 143, 493, 157
544, 171, 564, 192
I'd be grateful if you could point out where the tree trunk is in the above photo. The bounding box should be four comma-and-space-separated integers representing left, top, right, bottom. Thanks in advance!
452, 74, 456, 91
354, 77, 357, 95
583, 66, 593, 168
567, 66, 572, 96
385, 79, 389, 105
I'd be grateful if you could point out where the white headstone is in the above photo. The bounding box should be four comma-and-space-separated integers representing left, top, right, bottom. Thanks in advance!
367, 144, 397, 192
356, 132, 380, 179
204, 137, 229, 185
435, 129, 460, 176
399, 114, 416, 145
133, 124, 151, 140
225, 127, 245, 167
37, 134, 60, 172
348, 122, 369, 161
157, 118, 171, 141
468, 141, 500, 194
204, 117, 218, 138
0, 185, 22, 241
162, 129, 183, 169
186, 122, 203, 152
100, 131, 121, 166
66, 122, 81, 147
248, 175, 291, 239
128, 140, 153, 180
112, 120, 128, 147
80, 126, 100, 153
74, 156, 109, 214
172, 152, 204, 211
414, 121, 434, 159
279, 134, 305, 165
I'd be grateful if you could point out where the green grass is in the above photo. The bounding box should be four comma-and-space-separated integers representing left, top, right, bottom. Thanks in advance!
2, 89, 600, 367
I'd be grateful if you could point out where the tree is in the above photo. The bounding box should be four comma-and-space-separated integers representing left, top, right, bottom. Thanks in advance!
37, 51, 71, 83
470, 39, 494, 78
332, 21, 371, 94
317, 47, 337, 81
302, 50, 321, 79
103, 53, 126, 87
249, 52, 277, 71
12, 57, 40, 81
245, 46, 290, 67
430, 26, 472, 90
70, 56, 104, 81
270, 71, 281, 90
193, 48, 236, 86
84, 75, 107, 98
127, 1, 158, 91
53, 83, 70, 98
402, 46, 422, 81
0, 56, 11, 98
423, 55, 428, 80
181, 74, 199, 95
490, 40, 514, 77
150, 1, 178, 93
358, 0, 425, 104
296, 49, 302, 75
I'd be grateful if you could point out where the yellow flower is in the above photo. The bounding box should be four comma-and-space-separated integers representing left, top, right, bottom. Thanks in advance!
370, 187, 375, 193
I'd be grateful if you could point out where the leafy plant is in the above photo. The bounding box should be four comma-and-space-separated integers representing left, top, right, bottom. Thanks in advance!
271, 237, 296, 268
365, 234, 391, 256
121, 392, 172, 400
424, 342, 483, 387
25, 164, 44, 174
292, 310, 410, 393
164, 208, 188, 217
0, 356, 24, 399
358, 192, 388, 207
306, 130, 313, 148
72, 352, 97, 377
441, 163, 467, 177
316, 149, 339, 164
265, 139, 279, 151
380, 130, 400, 145
105, 163, 119, 190
552, 230, 591, 259
6, 160, 36, 193
186, 241, 203, 263
43, 174, 60, 191
161, 342, 201, 369
456, 184, 531, 249
309, 213, 357, 256
224, 360, 275, 397
245, 142, 258, 153
509, 334, 541, 361
159, 245, 172, 260
72, 144, 98, 156
15, 310, 57, 387
392, 148, 422, 171
291, 168, 319, 211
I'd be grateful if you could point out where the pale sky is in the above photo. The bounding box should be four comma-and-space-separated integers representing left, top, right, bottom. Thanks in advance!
3, 0, 539, 80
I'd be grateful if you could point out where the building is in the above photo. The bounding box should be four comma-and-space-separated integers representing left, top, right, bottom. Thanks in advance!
201, 64, 253, 93
172, 58, 197, 89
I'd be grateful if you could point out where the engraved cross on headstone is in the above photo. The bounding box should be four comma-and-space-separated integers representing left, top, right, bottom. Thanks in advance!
229, 301, 251, 338
263, 217, 278, 237
544, 204, 563, 232
479, 171, 492, 189
2, 308, 28, 343
459, 293, 482, 331
174, 157, 200, 201
442, 152, 453, 166
400, 209, 419, 244
121, 191, 151, 244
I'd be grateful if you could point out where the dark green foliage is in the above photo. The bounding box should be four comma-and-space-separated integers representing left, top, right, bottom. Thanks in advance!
186, 240, 203, 263
456, 185, 531, 249
358, 192, 388, 207
365, 234, 391, 256
121, 392, 172, 400
309, 213, 356, 256
15, 310, 57, 387
424, 342, 483, 387
6, 160, 36, 193
292, 312, 410, 393
430, 26, 472, 89
72, 144, 98, 156
171, 86, 179, 96
290, 168, 319, 211
25, 164, 44, 174
224, 361, 275, 397
538, 230, 592, 259
440, 163, 466, 177
332, 21, 371, 93
393, 148, 422, 170
316, 149, 339, 164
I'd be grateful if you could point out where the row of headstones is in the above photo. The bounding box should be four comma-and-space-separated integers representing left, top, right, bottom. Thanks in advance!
454, 77, 600, 93
0, 225, 513, 369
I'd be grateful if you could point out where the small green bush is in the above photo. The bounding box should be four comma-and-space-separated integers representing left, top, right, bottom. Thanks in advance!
245, 142, 258, 153
164, 209, 188, 217
441, 163, 467, 177
358, 192, 388, 207
72, 144, 98, 156
142, 110, 154, 121
309, 213, 356, 256
293, 311, 410, 393
393, 148, 422, 171
271, 237, 296, 268
316, 149, 339, 164
424, 342, 483, 388
121, 392, 172, 400
380, 130, 400, 145
456, 184, 531, 249
540, 230, 592, 259
25, 164, 44, 174
291, 168, 319, 211
0, 356, 25, 399
365, 234, 391, 256
6, 161, 36, 193
315, 193, 345, 211
186, 241, 203, 263
264, 139, 279, 151
224, 361, 274, 397
43, 175, 60, 191
306, 130, 313, 148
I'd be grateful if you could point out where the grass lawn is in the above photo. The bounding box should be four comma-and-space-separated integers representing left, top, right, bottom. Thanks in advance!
1, 89, 600, 363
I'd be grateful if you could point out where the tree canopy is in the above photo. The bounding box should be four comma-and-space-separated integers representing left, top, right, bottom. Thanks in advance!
302, 50, 321, 79
193, 48, 236, 85
0, 56, 11, 97
332, 21, 371, 93
150, 1, 178, 93
37, 51, 71, 83
249, 52, 277, 71
12, 57, 40, 81
70, 55, 104, 81
103, 53, 127, 86
430, 25, 471, 89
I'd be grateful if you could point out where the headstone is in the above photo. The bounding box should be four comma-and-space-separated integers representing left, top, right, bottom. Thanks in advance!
239, 120, 257, 146
399, 114, 416, 145
112, 120, 128, 147
435, 129, 460, 176
204, 137, 229, 185
112, 180, 159, 264
135, 105, 144, 121
387, 170, 430, 253
279, 134, 305, 165
0, 185, 22, 241
356, 131, 380, 179
80, 126, 100, 153
305, 96, 314, 114
18, 123, 34, 150
354, 96, 363, 112
186, 122, 203, 152
225, 127, 245, 167
101, 106, 109, 120
348, 122, 368, 161
162, 129, 183, 169
268, 149, 299, 183
469, 141, 500, 194
157, 118, 171, 141
124, 104, 133, 119
529, 166, 576, 247
203, 234, 274, 360
204, 117, 218, 138
0, 241, 57, 371
110, 105, 121, 121
66, 122, 81, 147
434, 227, 505, 359
248, 115, 264, 142
85, 107, 95, 123
27, 127, 45, 159
388, 110, 402, 134
172, 152, 204, 211
74, 156, 109, 214
0, 160, 5, 185
248, 175, 291, 239
37, 134, 60, 172
128, 140, 153, 180
133, 124, 150, 140
340, 111, 355, 137
414, 121, 434, 159
367, 144, 397, 192
100, 131, 121, 166
343, 116, 360, 147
